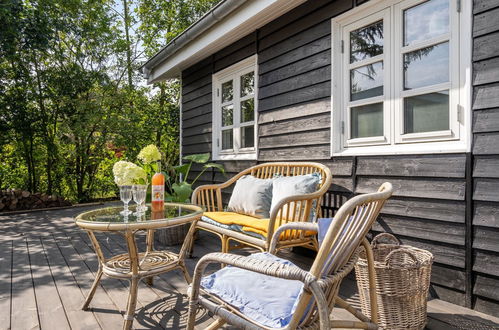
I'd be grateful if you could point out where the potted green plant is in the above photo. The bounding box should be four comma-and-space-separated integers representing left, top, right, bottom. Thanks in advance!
155, 153, 225, 246
165, 153, 224, 203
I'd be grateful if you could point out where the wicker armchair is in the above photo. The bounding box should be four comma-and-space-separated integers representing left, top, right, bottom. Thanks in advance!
187, 182, 393, 330
191, 162, 332, 253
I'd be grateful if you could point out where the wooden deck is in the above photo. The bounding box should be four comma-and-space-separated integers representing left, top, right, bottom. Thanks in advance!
1, 204, 499, 330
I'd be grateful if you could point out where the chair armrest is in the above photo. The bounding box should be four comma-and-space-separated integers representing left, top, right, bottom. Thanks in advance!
197, 252, 311, 280
269, 222, 319, 254
191, 184, 223, 211
191, 170, 253, 211
266, 193, 323, 242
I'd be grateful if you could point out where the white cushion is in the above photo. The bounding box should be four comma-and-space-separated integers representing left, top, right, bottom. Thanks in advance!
270, 173, 321, 217
200, 252, 304, 328
228, 175, 273, 218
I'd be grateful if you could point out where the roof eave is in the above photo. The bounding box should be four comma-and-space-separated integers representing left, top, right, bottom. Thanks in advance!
142, 0, 307, 83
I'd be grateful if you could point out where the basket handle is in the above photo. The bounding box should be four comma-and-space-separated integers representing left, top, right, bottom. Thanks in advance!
385, 248, 420, 267
371, 232, 400, 248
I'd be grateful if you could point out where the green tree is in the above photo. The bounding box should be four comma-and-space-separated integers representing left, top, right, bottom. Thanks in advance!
0, 0, 222, 203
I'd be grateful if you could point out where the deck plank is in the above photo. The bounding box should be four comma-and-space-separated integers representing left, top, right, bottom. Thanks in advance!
10, 238, 39, 330
54, 233, 123, 330
101, 230, 215, 329
27, 237, 71, 329
67, 232, 132, 315
41, 235, 102, 330
0, 240, 12, 330
86, 231, 168, 329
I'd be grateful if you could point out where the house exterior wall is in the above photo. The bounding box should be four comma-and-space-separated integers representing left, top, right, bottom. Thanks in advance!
180, 0, 499, 315
470, 0, 499, 315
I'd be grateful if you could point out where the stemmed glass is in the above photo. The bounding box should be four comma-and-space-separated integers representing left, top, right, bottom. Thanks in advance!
119, 185, 133, 216
132, 184, 148, 214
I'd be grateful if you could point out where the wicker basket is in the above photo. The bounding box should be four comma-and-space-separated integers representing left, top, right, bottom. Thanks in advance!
355, 233, 434, 330
155, 224, 190, 246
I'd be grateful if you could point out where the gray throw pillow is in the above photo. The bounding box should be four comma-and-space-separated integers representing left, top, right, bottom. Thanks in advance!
228, 175, 273, 218
270, 173, 321, 218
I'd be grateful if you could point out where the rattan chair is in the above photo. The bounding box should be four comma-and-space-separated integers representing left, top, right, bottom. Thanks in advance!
187, 182, 392, 330
191, 162, 332, 253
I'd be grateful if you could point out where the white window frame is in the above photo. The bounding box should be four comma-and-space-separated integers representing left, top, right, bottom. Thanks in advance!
212, 55, 258, 160
331, 0, 471, 156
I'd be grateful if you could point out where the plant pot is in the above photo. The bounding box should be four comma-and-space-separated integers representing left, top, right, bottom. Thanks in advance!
155, 223, 190, 246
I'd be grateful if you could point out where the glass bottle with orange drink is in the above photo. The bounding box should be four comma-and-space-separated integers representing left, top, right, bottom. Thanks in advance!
151, 160, 165, 212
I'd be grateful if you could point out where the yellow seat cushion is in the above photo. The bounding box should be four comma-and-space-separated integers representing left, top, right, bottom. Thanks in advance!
203, 212, 315, 239
203, 212, 270, 235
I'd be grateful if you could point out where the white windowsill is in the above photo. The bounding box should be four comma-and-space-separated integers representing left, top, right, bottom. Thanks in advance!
214, 153, 257, 161
332, 140, 468, 157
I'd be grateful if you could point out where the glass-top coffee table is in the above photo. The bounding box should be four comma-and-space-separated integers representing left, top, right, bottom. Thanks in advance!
75, 203, 203, 330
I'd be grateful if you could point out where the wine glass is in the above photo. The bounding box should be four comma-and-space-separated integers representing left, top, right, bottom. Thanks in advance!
132, 184, 148, 214
119, 185, 133, 216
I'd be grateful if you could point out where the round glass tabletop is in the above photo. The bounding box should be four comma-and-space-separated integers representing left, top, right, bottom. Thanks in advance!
75, 202, 203, 230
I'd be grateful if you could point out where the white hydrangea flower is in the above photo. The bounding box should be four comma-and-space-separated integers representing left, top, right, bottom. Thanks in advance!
113, 161, 147, 185
129, 165, 147, 184
137, 144, 161, 164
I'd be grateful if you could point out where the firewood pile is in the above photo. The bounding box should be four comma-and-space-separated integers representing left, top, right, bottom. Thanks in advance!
0, 189, 72, 212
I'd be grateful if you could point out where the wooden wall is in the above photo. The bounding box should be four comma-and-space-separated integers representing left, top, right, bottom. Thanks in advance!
470, 0, 499, 316
179, 0, 499, 316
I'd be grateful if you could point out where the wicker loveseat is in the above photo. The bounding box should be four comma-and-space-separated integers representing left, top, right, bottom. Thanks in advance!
191, 162, 332, 253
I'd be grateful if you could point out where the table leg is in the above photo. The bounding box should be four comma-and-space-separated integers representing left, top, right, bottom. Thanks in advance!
82, 266, 103, 310
123, 230, 139, 330
123, 277, 139, 330
145, 229, 154, 286
83, 231, 106, 310
180, 260, 192, 283
180, 220, 198, 261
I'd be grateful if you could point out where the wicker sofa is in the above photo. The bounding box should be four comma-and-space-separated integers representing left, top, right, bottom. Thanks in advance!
191, 162, 332, 253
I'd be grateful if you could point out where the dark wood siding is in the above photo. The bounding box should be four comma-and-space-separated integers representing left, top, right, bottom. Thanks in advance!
471, 0, 499, 316
179, 0, 499, 316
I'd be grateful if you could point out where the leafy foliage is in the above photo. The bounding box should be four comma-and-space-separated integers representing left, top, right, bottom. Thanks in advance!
0, 0, 221, 202
165, 153, 225, 203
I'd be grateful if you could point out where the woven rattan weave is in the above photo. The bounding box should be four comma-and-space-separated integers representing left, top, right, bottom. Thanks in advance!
355, 233, 434, 330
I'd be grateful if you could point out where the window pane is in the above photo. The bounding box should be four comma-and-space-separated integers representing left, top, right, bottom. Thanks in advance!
350, 20, 384, 63
222, 129, 233, 150
240, 98, 254, 122
404, 0, 449, 46
222, 80, 233, 103
240, 71, 255, 97
350, 103, 383, 139
241, 126, 254, 148
221, 105, 233, 126
404, 91, 449, 134
404, 42, 449, 90
350, 61, 384, 101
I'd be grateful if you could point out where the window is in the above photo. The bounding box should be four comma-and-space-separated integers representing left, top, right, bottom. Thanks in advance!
212, 55, 257, 160
332, 0, 470, 155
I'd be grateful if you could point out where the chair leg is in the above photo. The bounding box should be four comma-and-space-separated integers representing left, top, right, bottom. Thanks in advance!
123, 277, 139, 330
362, 238, 379, 324
82, 267, 103, 310
186, 293, 198, 330
221, 235, 229, 253
221, 236, 229, 268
